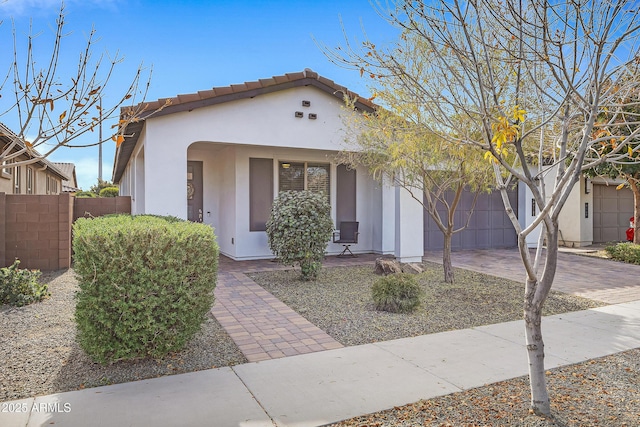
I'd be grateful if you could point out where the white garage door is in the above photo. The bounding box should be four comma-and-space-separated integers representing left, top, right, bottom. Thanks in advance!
592, 184, 633, 243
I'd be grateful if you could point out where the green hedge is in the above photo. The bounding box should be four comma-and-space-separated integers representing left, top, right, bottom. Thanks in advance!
73, 214, 219, 363
605, 242, 640, 265
75, 191, 96, 198
98, 186, 119, 197
0, 260, 48, 307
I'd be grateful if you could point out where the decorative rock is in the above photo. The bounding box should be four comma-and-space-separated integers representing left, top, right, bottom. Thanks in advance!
401, 263, 423, 274
374, 258, 402, 275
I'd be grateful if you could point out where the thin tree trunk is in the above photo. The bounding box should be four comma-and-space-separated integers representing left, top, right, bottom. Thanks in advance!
630, 180, 640, 245
524, 279, 550, 415
524, 227, 558, 416
443, 231, 454, 284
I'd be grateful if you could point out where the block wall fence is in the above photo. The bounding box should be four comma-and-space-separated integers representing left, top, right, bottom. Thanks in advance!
0, 193, 131, 271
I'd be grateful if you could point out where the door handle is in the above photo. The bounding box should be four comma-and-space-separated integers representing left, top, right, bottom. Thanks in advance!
198, 208, 203, 222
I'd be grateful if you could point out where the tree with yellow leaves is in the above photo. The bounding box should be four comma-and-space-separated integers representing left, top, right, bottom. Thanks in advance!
341, 72, 494, 284
327, 0, 640, 418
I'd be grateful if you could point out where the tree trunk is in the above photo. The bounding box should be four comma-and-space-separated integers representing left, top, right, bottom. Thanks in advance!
523, 228, 558, 417
630, 180, 640, 245
524, 278, 550, 415
443, 231, 454, 284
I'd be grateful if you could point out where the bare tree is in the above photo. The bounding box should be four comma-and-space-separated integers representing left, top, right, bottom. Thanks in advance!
0, 4, 167, 171
328, 0, 640, 417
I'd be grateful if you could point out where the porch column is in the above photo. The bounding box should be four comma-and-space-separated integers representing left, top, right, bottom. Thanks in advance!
143, 138, 188, 219
379, 175, 396, 254
394, 185, 424, 263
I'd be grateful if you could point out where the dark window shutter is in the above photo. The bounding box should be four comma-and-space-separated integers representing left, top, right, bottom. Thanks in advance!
336, 164, 356, 224
250, 158, 274, 231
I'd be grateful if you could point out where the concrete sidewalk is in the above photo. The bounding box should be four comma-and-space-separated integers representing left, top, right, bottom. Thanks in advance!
2, 300, 639, 427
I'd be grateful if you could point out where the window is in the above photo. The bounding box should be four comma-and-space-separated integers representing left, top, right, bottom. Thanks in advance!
1, 158, 12, 179
278, 161, 330, 197
13, 165, 21, 194
53, 177, 58, 194
47, 175, 58, 194
26, 167, 33, 194
249, 158, 274, 231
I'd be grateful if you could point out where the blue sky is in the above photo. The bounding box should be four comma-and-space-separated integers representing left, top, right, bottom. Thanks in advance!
0, 0, 399, 190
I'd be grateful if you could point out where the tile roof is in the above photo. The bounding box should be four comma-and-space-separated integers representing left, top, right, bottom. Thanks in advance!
52, 162, 80, 192
139, 69, 375, 116
113, 69, 376, 183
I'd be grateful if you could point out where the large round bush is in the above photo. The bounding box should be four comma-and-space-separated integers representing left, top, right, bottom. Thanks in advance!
266, 190, 334, 280
73, 215, 219, 363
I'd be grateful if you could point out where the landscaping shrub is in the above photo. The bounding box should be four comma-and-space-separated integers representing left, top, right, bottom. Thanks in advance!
73, 214, 219, 363
0, 260, 48, 307
372, 273, 424, 313
266, 190, 334, 280
75, 191, 96, 198
98, 186, 119, 197
605, 242, 640, 265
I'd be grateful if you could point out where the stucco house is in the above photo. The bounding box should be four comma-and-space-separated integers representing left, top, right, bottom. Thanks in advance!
1, 123, 67, 196
112, 69, 544, 261
555, 176, 633, 246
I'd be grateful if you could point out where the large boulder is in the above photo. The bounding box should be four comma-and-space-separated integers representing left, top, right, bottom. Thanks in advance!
374, 258, 402, 275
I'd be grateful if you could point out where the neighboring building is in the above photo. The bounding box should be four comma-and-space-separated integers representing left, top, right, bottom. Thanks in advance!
555, 175, 633, 246
112, 69, 530, 260
53, 162, 80, 193
0, 123, 67, 195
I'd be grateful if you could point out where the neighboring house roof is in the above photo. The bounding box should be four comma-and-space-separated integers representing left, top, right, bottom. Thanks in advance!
52, 162, 80, 192
112, 69, 376, 183
0, 122, 69, 181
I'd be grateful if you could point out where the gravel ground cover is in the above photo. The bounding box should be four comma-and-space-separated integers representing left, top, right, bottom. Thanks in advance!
0, 269, 246, 402
328, 348, 640, 427
252, 262, 637, 427
249, 262, 606, 346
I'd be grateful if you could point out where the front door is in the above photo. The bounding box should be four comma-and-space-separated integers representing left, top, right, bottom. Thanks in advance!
187, 161, 203, 222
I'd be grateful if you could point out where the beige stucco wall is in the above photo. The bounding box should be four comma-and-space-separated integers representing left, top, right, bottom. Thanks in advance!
0, 157, 62, 195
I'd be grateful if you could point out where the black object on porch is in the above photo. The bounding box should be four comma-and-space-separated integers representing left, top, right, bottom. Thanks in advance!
333, 221, 359, 257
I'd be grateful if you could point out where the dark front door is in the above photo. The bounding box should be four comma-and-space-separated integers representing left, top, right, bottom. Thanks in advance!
187, 161, 203, 222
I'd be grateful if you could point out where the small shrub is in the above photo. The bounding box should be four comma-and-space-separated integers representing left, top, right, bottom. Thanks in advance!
605, 242, 640, 265
75, 191, 96, 198
0, 260, 48, 307
99, 186, 119, 197
73, 214, 219, 363
372, 273, 424, 313
266, 190, 334, 280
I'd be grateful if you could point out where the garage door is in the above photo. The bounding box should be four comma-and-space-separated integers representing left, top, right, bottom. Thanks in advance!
424, 186, 518, 250
592, 184, 633, 243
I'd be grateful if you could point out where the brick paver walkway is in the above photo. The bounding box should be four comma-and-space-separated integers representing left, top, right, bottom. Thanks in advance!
212, 254, 384, 362
424, 248, 640, 304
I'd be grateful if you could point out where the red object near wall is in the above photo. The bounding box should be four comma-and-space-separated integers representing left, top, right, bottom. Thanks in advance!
627, 216, 635, 242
